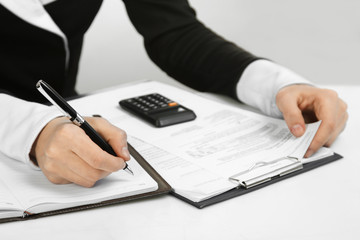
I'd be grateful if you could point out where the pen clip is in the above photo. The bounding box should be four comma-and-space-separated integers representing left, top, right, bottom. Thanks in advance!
36, 80, 82, 124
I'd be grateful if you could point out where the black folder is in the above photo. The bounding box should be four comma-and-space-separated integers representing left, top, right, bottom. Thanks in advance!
171, 153, 342, 209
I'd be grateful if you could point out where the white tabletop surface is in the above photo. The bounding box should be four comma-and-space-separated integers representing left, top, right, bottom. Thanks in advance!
1, 85, 359, 240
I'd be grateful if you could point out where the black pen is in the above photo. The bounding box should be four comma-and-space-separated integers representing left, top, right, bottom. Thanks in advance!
36, 80, 134, 176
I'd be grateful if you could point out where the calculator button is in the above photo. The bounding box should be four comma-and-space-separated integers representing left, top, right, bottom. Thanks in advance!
168, 102, 178, 107
121, 93, 181, 115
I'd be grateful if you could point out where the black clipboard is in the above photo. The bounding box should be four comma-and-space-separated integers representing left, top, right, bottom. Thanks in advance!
171, 153, 342, 209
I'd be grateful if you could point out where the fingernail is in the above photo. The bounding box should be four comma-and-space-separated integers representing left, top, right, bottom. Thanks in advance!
122, 147, 130, 160
291, 124, 304, 136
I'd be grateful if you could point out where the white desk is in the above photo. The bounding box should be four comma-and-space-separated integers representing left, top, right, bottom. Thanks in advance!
1, 85, 359, 240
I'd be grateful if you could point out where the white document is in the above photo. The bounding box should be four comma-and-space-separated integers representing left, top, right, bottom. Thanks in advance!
69, 80, 332, 202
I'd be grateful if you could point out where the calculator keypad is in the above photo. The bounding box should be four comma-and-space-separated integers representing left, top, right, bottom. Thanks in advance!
123, 93, 178, 113
119, 93, 196, 127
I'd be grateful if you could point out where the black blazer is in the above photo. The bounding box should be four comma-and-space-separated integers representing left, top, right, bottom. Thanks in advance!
0, 0, 258, 103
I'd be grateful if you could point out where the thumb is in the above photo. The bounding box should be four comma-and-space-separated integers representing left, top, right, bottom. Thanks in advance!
277, 100, 306, 137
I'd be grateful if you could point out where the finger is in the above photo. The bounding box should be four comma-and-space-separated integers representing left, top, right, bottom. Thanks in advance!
277, 96, 306, 137
47, 169, 95, 188
304, 99, 337, 157
71, 132, 126, 172
86, 117, 130, 161
42, 156, 99, 187
304, 124, 332, 157
45, 174, 71, 185
324, 109, 348, 147
100, 127, 130, 161
42, 147, 111, 187
61, 152, 111, 183
58, 163, 110, 188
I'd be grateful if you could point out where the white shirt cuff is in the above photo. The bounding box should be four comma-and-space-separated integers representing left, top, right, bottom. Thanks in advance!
236, 59, 312, 118
0, 94, 62, 169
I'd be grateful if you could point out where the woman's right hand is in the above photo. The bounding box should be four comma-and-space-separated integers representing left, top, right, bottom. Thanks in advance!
30, 116, 130, 187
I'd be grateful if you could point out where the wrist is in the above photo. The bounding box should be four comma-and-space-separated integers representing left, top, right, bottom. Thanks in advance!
236, 60, 313, 118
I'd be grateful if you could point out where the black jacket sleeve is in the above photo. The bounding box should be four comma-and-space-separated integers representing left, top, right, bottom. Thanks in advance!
122, 0, 260, 99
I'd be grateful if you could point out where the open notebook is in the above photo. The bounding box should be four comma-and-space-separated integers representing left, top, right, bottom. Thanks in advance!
0, 144, 171, 223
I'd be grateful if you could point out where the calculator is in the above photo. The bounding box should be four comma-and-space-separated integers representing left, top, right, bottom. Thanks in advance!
119, 93, 196, 127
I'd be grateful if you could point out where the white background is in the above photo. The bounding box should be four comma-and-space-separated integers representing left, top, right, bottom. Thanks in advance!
76, 0, 360, 93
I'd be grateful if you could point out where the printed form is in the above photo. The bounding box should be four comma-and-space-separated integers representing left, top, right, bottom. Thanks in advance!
69, 81, 331, 202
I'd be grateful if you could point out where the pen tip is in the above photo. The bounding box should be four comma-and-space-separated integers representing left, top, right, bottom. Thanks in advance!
124, 163, 134, 176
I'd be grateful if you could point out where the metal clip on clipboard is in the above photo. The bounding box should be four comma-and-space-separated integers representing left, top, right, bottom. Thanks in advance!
228, 156, 303, 189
